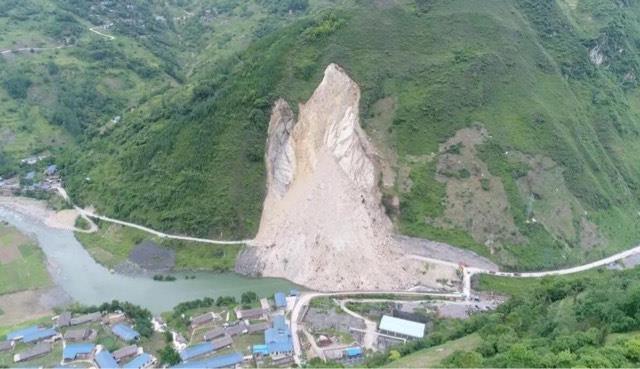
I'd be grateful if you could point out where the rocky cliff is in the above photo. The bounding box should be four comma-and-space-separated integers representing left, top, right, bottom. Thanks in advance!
236, 64, 459, 291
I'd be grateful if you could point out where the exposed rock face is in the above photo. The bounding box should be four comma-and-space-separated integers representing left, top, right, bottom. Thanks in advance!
236, 64, 460, 291
266, 99, 296, 197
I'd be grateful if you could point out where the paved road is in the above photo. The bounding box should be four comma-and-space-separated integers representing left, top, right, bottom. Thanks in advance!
55, 187, 249, 245
477, 244, 640, 278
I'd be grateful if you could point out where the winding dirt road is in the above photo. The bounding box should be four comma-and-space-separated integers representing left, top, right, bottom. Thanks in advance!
89, 27, 115, 40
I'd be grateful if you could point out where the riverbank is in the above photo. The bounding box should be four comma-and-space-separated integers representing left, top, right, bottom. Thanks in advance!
0, 197, 298, 314
0, 195, 79, 231
0, 220, 71, 325
74, 221, 241, 275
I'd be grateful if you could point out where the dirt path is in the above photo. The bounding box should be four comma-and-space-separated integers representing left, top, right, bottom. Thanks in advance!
301, 327, 325, 361
336, 299, 377, 351
89, 27, 115, 40
0, 45, 70, 55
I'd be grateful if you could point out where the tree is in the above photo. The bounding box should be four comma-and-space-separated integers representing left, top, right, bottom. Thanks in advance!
2, 75, 31, 99
625, 338, 640, 362
241, 291, 258, 305
444, 351, 483, 368
159, 346, 181, 365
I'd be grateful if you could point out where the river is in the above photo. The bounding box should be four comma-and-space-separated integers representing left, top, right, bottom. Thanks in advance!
0, 206, 297, 314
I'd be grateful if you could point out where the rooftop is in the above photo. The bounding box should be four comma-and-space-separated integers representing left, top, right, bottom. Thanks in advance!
262, 316, 293, 354
122, 353, 154, 369
57, 312, 72, 326
64, 328, 91, 341
111, 324, 140, 342
63, 343, 96, 360
180, 342, 215, 361
113, 345, 138, 361
274, 292, 287, 308
172, 352, 243, 369
6, 326, 41, 341
345, 346, 363, 357
272, 315, 287, 330
22, 328, 57, 343
95, 350, 119, 369
379, 315, 425, 339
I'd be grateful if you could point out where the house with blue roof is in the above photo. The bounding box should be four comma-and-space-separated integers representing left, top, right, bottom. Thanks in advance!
111, 324, 140, 342
6, 326, 41, 341
63, 343, 96, 362
171, 352, 243, 369
22, 328, 58, 344
122, 353, 156, 369
252, 314, 293, 357
180, 342, 215, 362
274, 292, 287, 308
344, 346, 363, 358
95, 349, 119, 369
272, 315, 286, 330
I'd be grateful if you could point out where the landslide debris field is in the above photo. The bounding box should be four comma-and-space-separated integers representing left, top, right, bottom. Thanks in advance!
238, 64, 488, 291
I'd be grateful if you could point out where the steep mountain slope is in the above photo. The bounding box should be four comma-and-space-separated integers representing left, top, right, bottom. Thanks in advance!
63, 0, 640, 270
0, 0, 321, 175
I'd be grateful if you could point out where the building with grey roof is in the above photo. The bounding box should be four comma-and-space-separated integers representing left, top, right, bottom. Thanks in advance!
64, 329, 94, 342
203, 327, 225, 341
70, 312, 102, 326
57, 312, 72, 327
13, 342, 51, 362
113, 345, 139, 362
190, 312, 214, 329
224, 322, 247, 337
0, 341, 14, 352
247, 322, 270, 334
235, 307, 266, 320
210, 335, 233, 350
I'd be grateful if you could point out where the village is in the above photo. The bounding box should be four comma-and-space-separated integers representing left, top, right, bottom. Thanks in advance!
0, 153, 62, 197
0, 286, 496, 369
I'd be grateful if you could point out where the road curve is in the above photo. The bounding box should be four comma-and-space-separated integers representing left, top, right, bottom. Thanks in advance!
55, 187, 249, 245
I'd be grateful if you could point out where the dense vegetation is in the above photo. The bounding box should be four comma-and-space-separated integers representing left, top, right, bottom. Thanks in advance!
366, 268, 640, 368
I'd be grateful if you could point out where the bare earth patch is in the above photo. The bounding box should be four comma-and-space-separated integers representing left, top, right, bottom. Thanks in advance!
514, 153, 606, 249
0, 244, 20, 264
0, 287, 70, 326
0, 196, 82, 231
429, 125, 524, 253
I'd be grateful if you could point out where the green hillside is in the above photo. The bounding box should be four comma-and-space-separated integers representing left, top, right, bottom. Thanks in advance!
4, 0, 640, 271
367, 269, 640, 368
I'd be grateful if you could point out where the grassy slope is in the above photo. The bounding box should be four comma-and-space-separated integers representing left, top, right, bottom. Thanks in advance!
0, 224, 50, 295
74, 222, 240, 271
63, 0, 640, 271
367, 267, 640, 368
385, 333, 482, 368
